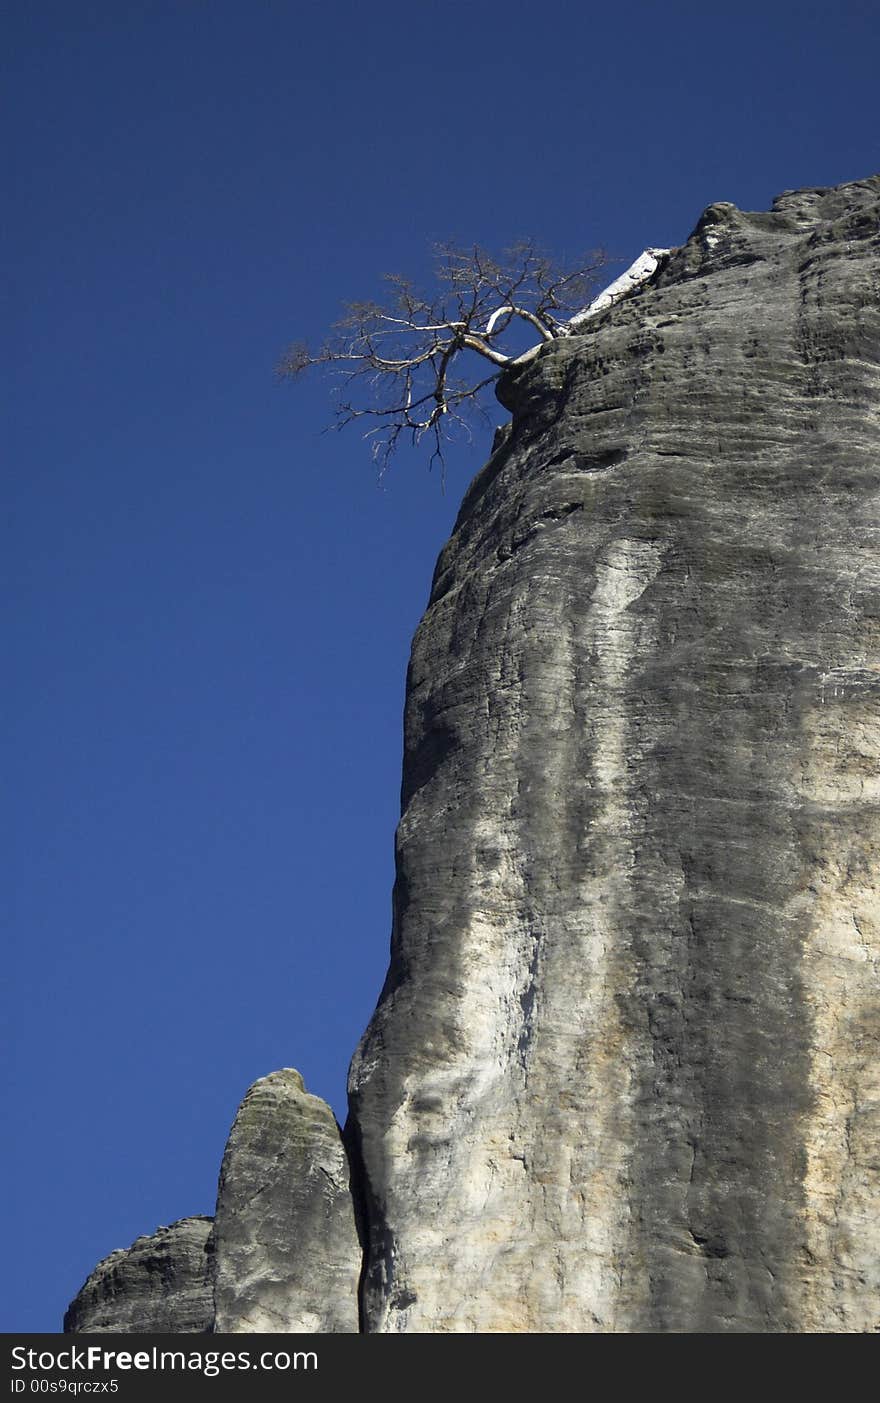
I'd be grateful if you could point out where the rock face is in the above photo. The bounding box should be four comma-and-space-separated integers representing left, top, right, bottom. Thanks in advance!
64, 176, 880, 1336
210, 1070, 360, 1333
347, 175, 880, 1332
65, 1070, 361, 1333
63, 1217, 213, 1333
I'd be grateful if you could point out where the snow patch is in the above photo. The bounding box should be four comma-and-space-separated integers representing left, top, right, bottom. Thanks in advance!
563, 248, 671, 331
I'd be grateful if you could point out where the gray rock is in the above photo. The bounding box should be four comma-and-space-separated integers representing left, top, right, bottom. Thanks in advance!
64, 1217, 213, 1333
210, 1069, 360, 1332
348, 175, 880, 1332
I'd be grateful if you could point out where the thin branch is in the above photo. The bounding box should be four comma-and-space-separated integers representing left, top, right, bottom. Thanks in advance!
279, 238, 612, 473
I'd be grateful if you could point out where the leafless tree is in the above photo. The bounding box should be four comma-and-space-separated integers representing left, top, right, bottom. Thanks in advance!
278, 241, 612, 475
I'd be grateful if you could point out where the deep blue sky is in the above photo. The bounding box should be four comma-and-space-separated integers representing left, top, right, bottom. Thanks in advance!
3, 0, 877, 1332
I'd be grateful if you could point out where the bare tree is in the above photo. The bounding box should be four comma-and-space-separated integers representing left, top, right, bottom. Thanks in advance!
277, 240, 613, 475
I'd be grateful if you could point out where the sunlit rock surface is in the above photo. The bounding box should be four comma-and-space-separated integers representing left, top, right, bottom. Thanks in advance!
210, 1069, 360, 1333
64, 1071, 360, 1334
348, 175, 880, 1333
64, 175, 880, 1336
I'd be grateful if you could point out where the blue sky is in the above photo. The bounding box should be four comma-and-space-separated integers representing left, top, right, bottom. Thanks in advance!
3, 0, 878, 1332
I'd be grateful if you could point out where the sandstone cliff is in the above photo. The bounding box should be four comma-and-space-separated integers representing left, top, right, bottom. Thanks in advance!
65, 1072, 361, 1334
65, 174, 880, 1334
211, 1070, 360, 1333
63, 1217, 213, 1334
348, 173, 880, 1333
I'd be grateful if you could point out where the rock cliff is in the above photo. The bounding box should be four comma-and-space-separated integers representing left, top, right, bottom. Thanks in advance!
65, 1072, 361, 1334
63, 1217, 213, 1334
65, 174, 880, 1333
348, 174, 880, 1333
210, 1070, 360, 1333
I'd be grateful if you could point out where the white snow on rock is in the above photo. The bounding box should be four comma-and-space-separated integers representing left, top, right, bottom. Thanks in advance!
563, 248, 671, 331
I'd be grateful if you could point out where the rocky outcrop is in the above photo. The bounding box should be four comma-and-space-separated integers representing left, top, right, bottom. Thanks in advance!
64, 175, 880, 1335
63, 1217, 213, 1333
210, 1069, 360, 1333
65, 1070, 360, 1333
347, 175, 880, 1332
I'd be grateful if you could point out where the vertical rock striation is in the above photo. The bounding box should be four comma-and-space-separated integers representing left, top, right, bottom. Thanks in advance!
348, 175, 880, 1332
64, 175, 879, 1336
63, 1217, 213, 1333
209, 1069, 361, 1333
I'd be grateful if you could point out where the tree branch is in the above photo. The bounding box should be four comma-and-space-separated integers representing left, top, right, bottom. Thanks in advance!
279, 238, 612, 473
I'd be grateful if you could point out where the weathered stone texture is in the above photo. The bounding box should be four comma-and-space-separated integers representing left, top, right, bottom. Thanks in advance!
348, 175, 880, 1332
64, 1070, 361, 1334
210, 1069, 360, 1332
64, 1217, 213, 1334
